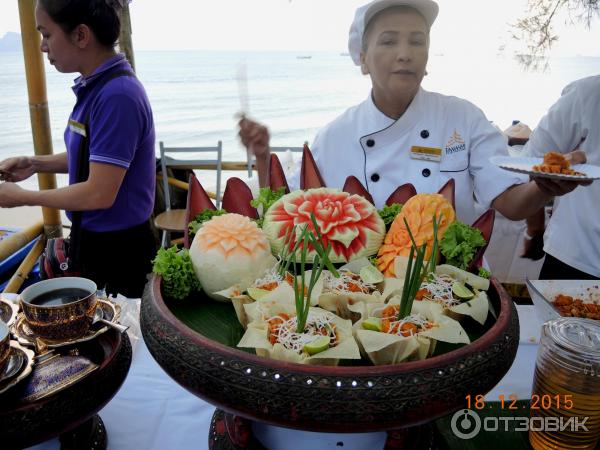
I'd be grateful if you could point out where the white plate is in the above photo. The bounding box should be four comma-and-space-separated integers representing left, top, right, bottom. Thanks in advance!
490, 156, 600, 181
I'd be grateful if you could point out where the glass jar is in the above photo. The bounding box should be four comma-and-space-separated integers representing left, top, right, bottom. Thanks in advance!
529, 317, 600, 450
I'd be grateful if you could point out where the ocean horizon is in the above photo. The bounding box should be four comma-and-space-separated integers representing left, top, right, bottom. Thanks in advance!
1, 50, 600, 191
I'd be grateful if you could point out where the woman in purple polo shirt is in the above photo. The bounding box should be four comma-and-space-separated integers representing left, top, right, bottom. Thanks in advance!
0, 0, 156, 297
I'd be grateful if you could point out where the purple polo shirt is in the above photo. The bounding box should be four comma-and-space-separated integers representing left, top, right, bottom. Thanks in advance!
64, 54, 156, 232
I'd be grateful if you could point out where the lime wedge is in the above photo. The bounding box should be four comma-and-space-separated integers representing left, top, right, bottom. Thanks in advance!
303, 335, 330, 355
246, 287, 270, 300
362, 317, 383, 331
360, 264, 384, 284
452, 281, 475, 300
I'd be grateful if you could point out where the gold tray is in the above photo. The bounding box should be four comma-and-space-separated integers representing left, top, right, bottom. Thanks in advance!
12, 299, 120, 348
0, 341, 35, 395
20, 350, 99, 402
0, 298, 19, 328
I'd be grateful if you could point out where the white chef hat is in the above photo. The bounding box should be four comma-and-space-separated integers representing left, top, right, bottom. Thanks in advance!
348, 0, 439, 66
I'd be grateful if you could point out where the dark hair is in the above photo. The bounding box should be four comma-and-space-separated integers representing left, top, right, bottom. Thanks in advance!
38, 0, 122, 48
361, 5, 429, 53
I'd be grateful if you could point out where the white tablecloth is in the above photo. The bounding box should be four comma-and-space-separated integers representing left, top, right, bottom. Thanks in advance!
27, 305, 544, 450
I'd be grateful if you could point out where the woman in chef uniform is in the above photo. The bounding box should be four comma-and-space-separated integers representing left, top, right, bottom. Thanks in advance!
240, 0, 586, 225
240, 1, 591, 448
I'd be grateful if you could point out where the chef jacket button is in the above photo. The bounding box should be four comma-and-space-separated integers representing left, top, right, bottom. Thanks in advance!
366, 139, 375, 147
420, 130, 429, 139
370, 173, 380, 182
422, 168, 431, 178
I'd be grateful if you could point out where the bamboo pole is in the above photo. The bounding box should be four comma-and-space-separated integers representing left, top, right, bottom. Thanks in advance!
0, 221, 43, 263
18, 0, 62, 239
3, 237, 45, 294
157, 175, 189, 191
118, 3, 136, 71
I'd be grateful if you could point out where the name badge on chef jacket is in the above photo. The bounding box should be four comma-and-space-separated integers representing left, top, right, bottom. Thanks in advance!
68, 120, 87, 138
410, 146, 442, 162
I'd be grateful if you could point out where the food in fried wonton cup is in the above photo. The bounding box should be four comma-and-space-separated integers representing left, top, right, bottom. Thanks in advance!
318, 258, 404, 323
237, 302, 360, 366
353, 300, 470, 366
217, 269, 323, 329
390, 263, 491, 325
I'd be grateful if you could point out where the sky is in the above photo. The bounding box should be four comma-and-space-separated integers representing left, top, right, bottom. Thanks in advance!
0, 0, 599, 55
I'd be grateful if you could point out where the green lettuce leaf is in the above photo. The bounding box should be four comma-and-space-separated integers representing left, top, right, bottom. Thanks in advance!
440, 221, 487, 270
478, 267, 491, 279
378, 203, 402, 228
188, 208, 226, 237
251, 187, 286, 227
152, 246, 201, 300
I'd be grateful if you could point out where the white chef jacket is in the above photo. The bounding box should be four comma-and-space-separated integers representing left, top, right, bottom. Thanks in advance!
288, 88, 523, 225
523, 76, 600, 278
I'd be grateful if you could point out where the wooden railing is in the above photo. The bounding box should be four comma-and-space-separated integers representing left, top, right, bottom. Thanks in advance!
157, 161, 255, 200
165, 161, 255, 172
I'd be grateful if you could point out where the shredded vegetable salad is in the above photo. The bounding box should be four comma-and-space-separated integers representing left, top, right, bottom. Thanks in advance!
417, 274, 462, 307
267, 312, 339, 354
252, 267, 285, 291
324, 270, 377, 294
373, 305, 434, 336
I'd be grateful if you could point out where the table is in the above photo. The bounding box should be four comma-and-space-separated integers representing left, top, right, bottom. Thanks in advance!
27, 305, 543, 450
1, 329, 131, 449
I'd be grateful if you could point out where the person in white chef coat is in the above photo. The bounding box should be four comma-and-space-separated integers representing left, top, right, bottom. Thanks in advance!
239, 0, 587, 226
520, 76, 599, 280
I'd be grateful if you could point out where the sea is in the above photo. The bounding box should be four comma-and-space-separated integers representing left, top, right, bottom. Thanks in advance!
1, 50, 600, 192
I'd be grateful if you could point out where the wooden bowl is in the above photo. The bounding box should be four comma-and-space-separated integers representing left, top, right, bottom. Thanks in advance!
141, 274, 519, 432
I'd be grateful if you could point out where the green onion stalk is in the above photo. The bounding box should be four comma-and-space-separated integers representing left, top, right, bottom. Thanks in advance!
291, 226, 327, 333
278, 225, 302, 278
397, 214, 441, 321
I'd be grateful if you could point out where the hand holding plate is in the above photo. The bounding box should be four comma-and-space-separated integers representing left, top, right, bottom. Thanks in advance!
531, 174, 593, 198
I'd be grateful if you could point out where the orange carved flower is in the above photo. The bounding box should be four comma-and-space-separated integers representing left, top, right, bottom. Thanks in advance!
377, 193, 455, 277
195, 213, 270, 259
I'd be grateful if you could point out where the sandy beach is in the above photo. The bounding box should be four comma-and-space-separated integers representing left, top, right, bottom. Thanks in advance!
2, 205, 67, 228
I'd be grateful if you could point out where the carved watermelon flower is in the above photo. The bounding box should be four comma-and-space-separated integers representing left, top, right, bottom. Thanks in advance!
263, 188, 385, 263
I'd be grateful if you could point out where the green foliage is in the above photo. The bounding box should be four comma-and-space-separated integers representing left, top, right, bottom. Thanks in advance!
478, 267, 491, 279
512, 0, 600, 71
378, 203, 402, 228
152, 246, 201, 300
250, 187, 286, 227
188, 208, 226, 237
440, 221, 487, 270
